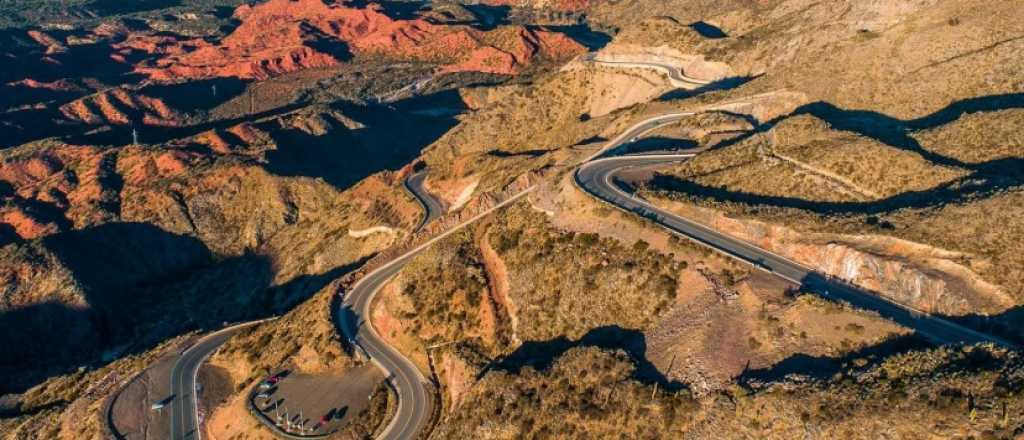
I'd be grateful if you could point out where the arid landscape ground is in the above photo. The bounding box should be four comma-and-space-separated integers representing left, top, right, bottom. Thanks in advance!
1, 0, 1023, 439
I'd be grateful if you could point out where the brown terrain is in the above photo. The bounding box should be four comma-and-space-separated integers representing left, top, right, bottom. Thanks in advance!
1, 0, 1023, 439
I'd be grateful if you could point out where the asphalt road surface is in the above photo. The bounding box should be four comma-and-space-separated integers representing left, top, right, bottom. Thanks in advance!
576, 153, 1018, 348
340, 168, 537, 439
404, 169, 445, 231
582, 53, 710, 88
169, 322, 262, 440
164, 170, 447, 440
341, 250, 434, 440
337, 170, 447, 440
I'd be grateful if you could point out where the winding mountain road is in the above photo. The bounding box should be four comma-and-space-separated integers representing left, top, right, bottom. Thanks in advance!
171, 106, 1013, 440
159, 171, 448, 440
576, 153, 1018, 348
582, 53, 711, 89
346, 109, 1014, 440
337, 171, 443, 440
339, 170, 535, 439
404, 169, 445, 231
169, 321, 266, 440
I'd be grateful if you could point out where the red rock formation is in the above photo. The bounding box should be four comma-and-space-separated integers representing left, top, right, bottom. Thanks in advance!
125, 0, 584, 81
59, 87, 182, 127
443, 26, 583, 75
0, 144, 150, 238
196, 130, 233, 154
193, 123, 268, 155
1, 208, 58, 240
118, 146, 206, 187
6, 78, 84, 93
26, 30, 67, 55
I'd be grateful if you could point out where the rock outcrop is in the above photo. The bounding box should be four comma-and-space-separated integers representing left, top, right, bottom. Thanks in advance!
123, 0, 585, 81
655, 200, 1017, 316
59, 88, 182, 127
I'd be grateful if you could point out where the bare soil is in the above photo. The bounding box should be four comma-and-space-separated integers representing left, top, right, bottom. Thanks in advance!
196, 364, 233, 433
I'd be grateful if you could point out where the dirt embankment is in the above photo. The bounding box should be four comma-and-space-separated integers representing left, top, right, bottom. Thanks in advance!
478, 229, 521, 347
650, 197, 1017, 317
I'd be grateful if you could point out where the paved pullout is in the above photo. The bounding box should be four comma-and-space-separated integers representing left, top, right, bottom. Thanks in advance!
161, 170, 444, 440
576, 152, 1018, 348
169, 321, 264, 440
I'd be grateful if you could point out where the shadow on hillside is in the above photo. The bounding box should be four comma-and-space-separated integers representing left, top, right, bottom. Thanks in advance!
141, 78, 249, 113
0, 198, 74, 248
0, 28, 152, 147
305, 29, 354, 63
64, 101, 308, 146
624, 137, 699, 154
483, 325, 688, 391
262, 100, 458, 190
334, 304, 361, 357
0, 222, 371, 396
690, 21, 728, 39
1, 223, 214, 393
0, 81, 81, 111
330, 255, 378, 357
0, 30, 142, 85
938, 305, 1024, 347
649, 93, 1024, 215
651, 155, 1024, 216
462, 4, 511, 30
658, 75, 759, 101
0, 302, 103, 394
574, 135, 608, 146
371, 1, 428, 20
740, 335, 930, 386
545, 24, 612, 51
786, 94, 1024, 169
741, 325, 1015, 393
267, 258, 371, 316
731, 269, 1024, 391
791, 98, 1014, 168
487, 149, 551, 158
389, 87, 468, 114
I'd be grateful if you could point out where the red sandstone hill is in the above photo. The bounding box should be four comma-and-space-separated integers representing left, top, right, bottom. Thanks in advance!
0, 145, 119, 239
0, 143, 210, 242
59, 87, 183, 127
121, 0, 585, 81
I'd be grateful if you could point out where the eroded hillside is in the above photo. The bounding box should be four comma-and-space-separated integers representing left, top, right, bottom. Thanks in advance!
2, 0, 1023, 439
